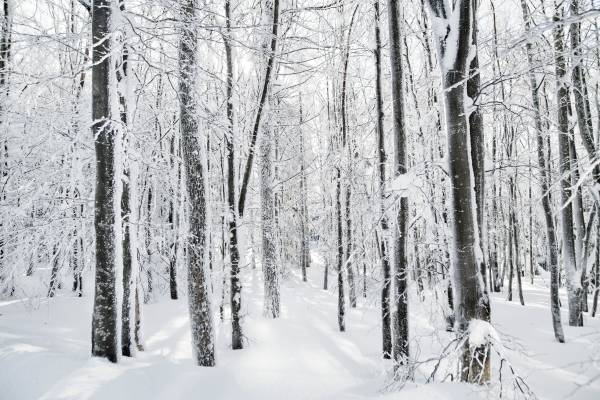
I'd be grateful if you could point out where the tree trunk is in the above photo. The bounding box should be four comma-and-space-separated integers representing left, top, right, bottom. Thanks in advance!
223, 0, 242, 350
520, 0, 564, 342
336, 167, 345, 332
260, 95, 279, 318
387, 0, 409, 371
555, 6, 582, 327
570, 0, 595, 316
509, 173, 525, 306
300, 101, 309, 283
48, 244, 60, 297
91, 0, 120, 364
592, 223, 600, 316
529, 167, 534, 285
466, 0, 489, 324
570, 140, 587, 312
116, 2, 137, 356
340, 6, 358, 310
121, 164, 137, 356
179, 0, 215, 366
0, 0, 13, 278
374, 0, 391, 359
169, 136, 179, 300
424, 0, 485, 383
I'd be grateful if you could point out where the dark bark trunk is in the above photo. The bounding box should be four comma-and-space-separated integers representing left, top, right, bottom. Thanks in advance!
466, 0, 489, 325
508, 195, 514, 302
121, 170, 133, 356
117, 2, 136, 356
424, 0, 485, 383
91, 0, 119, 363
179, 0, 215, 366
340, 6, 358, 309
223, 0, 243, 350
529, 169, 534, 285
224, 0, 236, 328
592, 224, 600, 316
387, 0, 409, 371
300, 102, 308, 283
169, 137, 179, 300
48, 244, 60, 297
374, 0, 391, 359
143, 183, 153, 304
336, 168, 345, 332
554, 7, 582, 327
237, 0, 279, 218
509, 173, 525, 306
0, 1, 12, 270
520, 0, 564, 342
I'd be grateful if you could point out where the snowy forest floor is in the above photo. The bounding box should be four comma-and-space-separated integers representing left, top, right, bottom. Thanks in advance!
1, 260, 600, 400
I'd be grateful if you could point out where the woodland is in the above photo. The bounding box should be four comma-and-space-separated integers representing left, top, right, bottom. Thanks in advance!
1, 0, 600, 399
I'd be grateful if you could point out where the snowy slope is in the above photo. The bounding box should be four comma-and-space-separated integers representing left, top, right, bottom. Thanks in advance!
0, 264, 599, 400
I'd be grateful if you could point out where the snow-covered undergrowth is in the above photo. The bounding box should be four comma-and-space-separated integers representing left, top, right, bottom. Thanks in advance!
1, 262, 599, 400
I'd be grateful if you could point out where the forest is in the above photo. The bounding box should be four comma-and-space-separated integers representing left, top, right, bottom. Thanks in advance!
1, 0, 600, 399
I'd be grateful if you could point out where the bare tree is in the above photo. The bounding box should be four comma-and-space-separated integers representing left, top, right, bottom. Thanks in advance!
423, 0, 487, 383
519, 0, 564, 342
179, 0, 215, 366
554, 3, 581, 327
373, 0, 391, 360
90, 0, 120, 364
387, 0, 409, 372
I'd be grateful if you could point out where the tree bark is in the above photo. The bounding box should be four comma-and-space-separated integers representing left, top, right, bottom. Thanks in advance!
374, 0, 391, 360
424, 0, 485, 383
340, 6, 358, 309
91, 0, 120, 364
387, 0, 409, 371
169, 136, 179, 300
222, 0, 242, 350
116, 1, 137, 357
336, 167, 345, 332
554, 6, 582, 327
520, 0, 564, 342
300, 100, 309, 282
179, 0, 215, 366
466, 0, 489, 324
260, 84, 278, 317
592, 221, 600, 316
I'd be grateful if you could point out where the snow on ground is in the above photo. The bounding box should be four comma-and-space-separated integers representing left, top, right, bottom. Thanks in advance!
1, 263, 599, 400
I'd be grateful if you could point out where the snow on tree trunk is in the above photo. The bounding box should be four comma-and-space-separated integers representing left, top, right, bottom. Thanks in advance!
466, 0, 489, 322
0, 0, 12, 280
520, 0, 564, 342
424, 0, 488, 383
373, 0, 391, 360
340, 6, 357, 310
169, 136, 179, 300
336, 167, 345, 333
115, 0, 137, 357
554, 5, 582, 327
260, 0, 280, 318
91, 0, 122, 364
299, 101, 309, 283
179, 0, 215, 366
261, 106, 279, 318
387, 0, 409, 372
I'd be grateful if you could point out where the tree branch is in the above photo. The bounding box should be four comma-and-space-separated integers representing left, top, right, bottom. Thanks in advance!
76, 0, 91, 13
